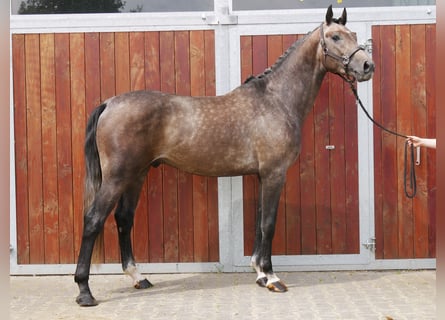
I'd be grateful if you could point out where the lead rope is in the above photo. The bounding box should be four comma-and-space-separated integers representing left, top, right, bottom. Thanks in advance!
347, 82, 417, 198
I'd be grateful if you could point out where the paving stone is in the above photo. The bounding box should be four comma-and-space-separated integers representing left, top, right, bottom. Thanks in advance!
10, 270, 435, 320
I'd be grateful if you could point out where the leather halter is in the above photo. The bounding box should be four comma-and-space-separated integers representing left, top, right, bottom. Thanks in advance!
319, 23, 365, 82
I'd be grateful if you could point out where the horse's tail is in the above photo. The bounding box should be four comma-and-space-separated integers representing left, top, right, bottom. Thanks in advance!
83, 103, 107, 215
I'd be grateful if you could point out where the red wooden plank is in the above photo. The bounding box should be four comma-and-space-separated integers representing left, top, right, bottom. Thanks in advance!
145, 32, 161, 91
12, 34, 30, 264
204, 30, 219, 261
176, 31, 193, 262
410, 24, 429, 258
240, 36, 253, 82
300, 109, 317, 254
84, 33, 101, 115
115, 32, 130, 95
380, 25, 398, 259
372, 26, 384, 259
285, 162, 301, 255
148, 167, 164, 262
70, 33, 87, 261
283, 34, 301, 255
395, 25, 414, 258
193, 175, 209, 262
329, 75, 347, 254
267, 35, 286, 255
40, 33, 59, 264
252, 35, 267, 76
343, 73, 359, 254
55, 33, 75, 263
243, 174, 257, 256
267, 35, 283, 65
190, 30, 209, 262
84, 32, 103, 263
100, 32, 119, 263
129, 32, 149, 262
25, 34, 45, 264
314, 76, 332, 254
240, 35, 256, 256
298, 33, 317, 255
145, 32, 163, 262
207, 177, 219, 261
204, 30, 216, 97
425, 24, 436, 258
160, 31, 179, 262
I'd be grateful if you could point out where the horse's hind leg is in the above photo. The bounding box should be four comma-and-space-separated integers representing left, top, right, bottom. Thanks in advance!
75, 183, 123, 306
114, 175, 153, 290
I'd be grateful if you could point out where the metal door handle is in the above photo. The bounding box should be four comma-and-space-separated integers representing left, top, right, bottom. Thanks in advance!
416, 146, 421, 166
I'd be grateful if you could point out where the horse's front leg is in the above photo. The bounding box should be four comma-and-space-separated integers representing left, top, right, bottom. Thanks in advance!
251, 173, 288, 292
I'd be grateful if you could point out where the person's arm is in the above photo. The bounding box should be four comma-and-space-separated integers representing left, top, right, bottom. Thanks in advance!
406, 136, 436, 149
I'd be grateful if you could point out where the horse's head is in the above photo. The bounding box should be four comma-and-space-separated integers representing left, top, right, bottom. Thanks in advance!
319, 5, 374, 82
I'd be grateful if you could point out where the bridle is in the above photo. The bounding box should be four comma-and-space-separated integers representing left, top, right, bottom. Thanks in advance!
319, 23, 366, 83
319, 22, 417, 198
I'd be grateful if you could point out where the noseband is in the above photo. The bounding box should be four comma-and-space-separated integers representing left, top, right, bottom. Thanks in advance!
319, 23, 365, 82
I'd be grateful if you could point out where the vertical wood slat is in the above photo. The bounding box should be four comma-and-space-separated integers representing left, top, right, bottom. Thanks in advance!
55, 33, 75, 263
240, 36, 256, 256
70, 33, 86, 261
40, 34, 59, 264
13, 34, 30, 264
425, 24, 436, 258
282, 34, 301, 256
204, 30, 219, 262
160, 31, 179, 262
145, 32, 164, 263
129, 32, 149, 263
329, 75, 346, 253
372, 26, 384, 259
313, 75, 332, 254
99, 32, 118, 263
176, 30, 194, 262
25, 34, 45, 264
41, 37, 59, 261
267, 35, 286, 255
344, 75, 359, 254
395, 25, 414, 258
84, 33, 102, 263
380, 26, 398, 259
190, 30, 209, 262
410, 24, 429, 258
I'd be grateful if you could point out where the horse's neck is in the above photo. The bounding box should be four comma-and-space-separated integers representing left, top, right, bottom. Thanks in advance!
267, 31, 326, 121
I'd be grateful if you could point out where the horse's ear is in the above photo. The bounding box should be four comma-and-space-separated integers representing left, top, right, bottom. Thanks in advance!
325, 5, 333, 25
338, 8, 347, 25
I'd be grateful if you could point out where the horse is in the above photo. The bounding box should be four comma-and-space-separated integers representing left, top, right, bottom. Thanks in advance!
74, 5, 374, 306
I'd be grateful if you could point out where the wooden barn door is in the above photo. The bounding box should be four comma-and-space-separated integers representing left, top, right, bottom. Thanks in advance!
12, 30, 219, 265
372, 24, 436, 260
240, 34, 360, 257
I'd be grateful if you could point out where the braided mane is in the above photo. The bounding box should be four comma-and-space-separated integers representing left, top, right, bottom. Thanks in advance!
243, 30, 313, 84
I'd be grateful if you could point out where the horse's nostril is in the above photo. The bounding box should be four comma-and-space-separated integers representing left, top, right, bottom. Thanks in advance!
364, 61, 375, 74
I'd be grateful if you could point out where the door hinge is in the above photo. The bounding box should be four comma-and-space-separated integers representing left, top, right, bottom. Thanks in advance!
362, 237, 376, 251
202, 6, 238, 25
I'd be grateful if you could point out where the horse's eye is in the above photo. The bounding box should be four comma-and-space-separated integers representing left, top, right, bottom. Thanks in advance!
332, 35, 341, 42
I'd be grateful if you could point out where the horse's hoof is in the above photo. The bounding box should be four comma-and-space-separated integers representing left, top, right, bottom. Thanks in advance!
266, 280, 288, 293
256, 276, 268, 288
76, 294, 98, 307
134, 278, 153, 289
